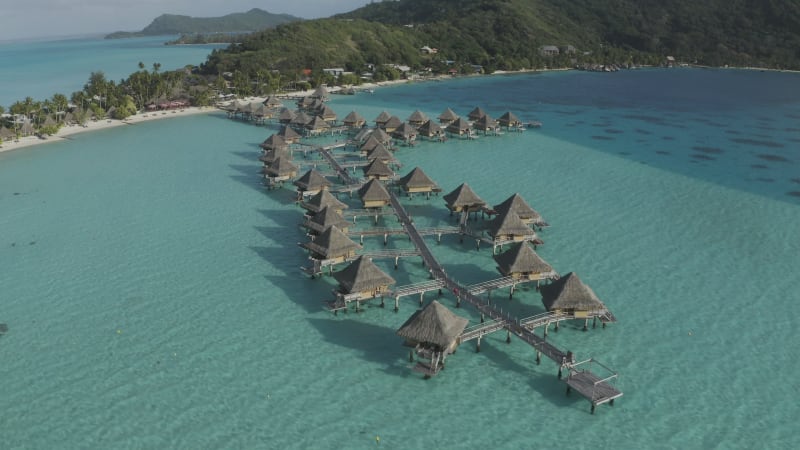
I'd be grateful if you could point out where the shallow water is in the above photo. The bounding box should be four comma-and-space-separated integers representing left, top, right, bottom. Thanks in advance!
1, 70, 799, 448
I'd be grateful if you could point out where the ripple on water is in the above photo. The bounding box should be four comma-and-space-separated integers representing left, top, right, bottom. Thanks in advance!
751, 164, 769, 169
655, 150, 671, 155
635, 128, 653, 135
692, 146, 724, 154
790, 178, 800, 184
731, 138, 785, 148
605, 129, 624, 134
756, 154, 791, 163
788, 191, 800, 197
662, 136, 676, 141
691, 154, 716, 161
591, 135, 614, 141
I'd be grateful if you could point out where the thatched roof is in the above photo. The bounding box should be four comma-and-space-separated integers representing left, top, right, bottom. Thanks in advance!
278, 108, 296, 123
494, 242, 553, 276
374, 111, 392, 124
306, 115, 331, 131
343, 111, 366, 126
264, 156, 298, 177
297, 96, 314, 108
333, 256, 396, 294
398, 167, 438, 191
487, 209, 532, 238
264, 95, 283, 108
371, 128, 392, 144
392, 122, 417, 139
252, 103, 270, 117
438, 107, 459, 123
304, 225, 361, 259
309, 99, 325, 111
319, 105, 337, 121
294, 169, 331, 191
311, 85, 329, 100
260, 148, 288, 165
443, 183, 485, 209
494, 193, 544, 225
0, 126, 16, 139
358, 178, 391, 203
367, 144, 394, 163
277, 125, 301, 142
407, 110, 429, 125
473, 114, 498, 131
362, 158, 394, 178
468, 106, 487, 121
360, 136, 381, 154
291, 111, 312, 126
396, 300, 469, 348
307, 206, 350, 233
382, 115, 403, 130
260, 134, 288, 151
417, 120, 442, 137
540, 272, 605, 312
498, 111, 521, 127
446, 118, 472, 134
302, 189, 348, 214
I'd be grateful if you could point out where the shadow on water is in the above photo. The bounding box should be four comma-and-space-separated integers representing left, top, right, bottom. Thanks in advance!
307, 317, 410, 376
228, 163, 265, 193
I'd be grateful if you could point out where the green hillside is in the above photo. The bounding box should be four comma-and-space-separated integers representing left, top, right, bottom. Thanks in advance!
105, 8, 302, 39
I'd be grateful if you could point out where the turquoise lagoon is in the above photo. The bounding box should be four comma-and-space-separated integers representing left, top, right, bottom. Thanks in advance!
1, 69, 799, 449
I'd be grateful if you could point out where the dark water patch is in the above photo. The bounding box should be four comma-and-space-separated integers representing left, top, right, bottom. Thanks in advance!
756, 116, 771, 122
0, 323, 7, 334
621, 114, 667, 125
790, 178, 800, 184
634, 128, 652, 135
591, 123, 611, 128
618, 151, 631, 155
731, 138, 785, 148
756, 177, 775, 183
725, 130, 741, 135
788, 138, 800, 143
756, 154, 791, 162
754, 134, 772, 139
591, 135, 614, 141
574, 120, 585, 125
555, 110, 582, 116
756, 125, 777, 131
565, 123, 577, 127
655, 150, 670, 155
692, 146, 724, 154
662, 136, 675, 141
751, 164, 769, 169
788, 191, 800, 198
605, 129, 624, 134
785, 127, 800, 132
636, 139, 647, 143
690, 154, 716, 161
785, 113, 800, 119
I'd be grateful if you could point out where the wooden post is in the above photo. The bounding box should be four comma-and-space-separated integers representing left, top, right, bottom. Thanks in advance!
509, 284, 515, 300
536, 351, 541, 365
558, 366, 563, 379
374, 214, 378, 225
480, 313, 484, 323
419, 292, 424, 306
506, 330, 511, 344
383, 233, 388, 246
380, 296, 385, 308
476, 336, 481, 353
476, 239, 480, 250
555, 321, 559, 332
394, 297, 399, 312
409, 350, 414, 362
544, 322, 549, 337
394, 256, 399, 270
583, 318, 589, 332
593, 317, 597, 329
360, 234, 364, 244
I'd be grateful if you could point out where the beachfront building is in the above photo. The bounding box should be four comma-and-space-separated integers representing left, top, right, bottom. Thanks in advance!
397, 167, 440, 198
318, 105, 337, 123
445, 118, 473, 138
311, 85, 330, 101
301, 225, 361, 263
277, 125, 302, 144
358, 178, 392, 208
473, 114, 499, 135
417, 120, 444, 140
493, 193, 548, 228
332, 256, 396, 304
467, 106, 487, 122
297, 96, 315, 110
305, 115, 331, 136
498, 112, 522, 129
263, 156, 299, 188
303, 206, 351, 235
343, 111, 366, 129
540, 272, 613, 327
290, 111, 312, 129
294, 169, 332, 197
407, 110, 429, 128
263, 95, 284, 109
278, 108, 296, 125
301, 189, 349, 215
362, 158, 395, 181
396, 300, 469, 377
493, 242, 558, 281
374, 111, 392, 128
443, 182, 486, 215
438, 108, 459, 125
539, 45, 560, 57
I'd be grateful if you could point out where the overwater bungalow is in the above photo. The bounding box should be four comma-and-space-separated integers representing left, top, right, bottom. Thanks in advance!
277, 125, 302, 144
362, 158, 395, 181
260, 134, 289, 152
290, 111, 312, 128
358, 178, 392, 208
493, 242, 557, 281
494, 193, 547, 228
443, 182, 486, 215
301, 189, 349, 215
318, 105, 337, 123
311, 85, 330, 101
263, 95, 284, 109
374, 111, 392, 128
263, 156, 299, 187
294, 169, 332, 197
407, 110, 429, 128
278, 108, 296, 124
438, 107, 459, 125
540, 272, 613, 324
309, 98, 325, 112
467, 106, 487, 121
498, 111, 522, 129
301, 225, 361, 263
359, 136, 382, 156
332, 256, 396, 303
371, 128, 392, 146
396, 300, 469, 377
366, 144, 394, 164
417, 120, 444, 140
303, 206, 351, 234
391, 122, 417, 143
252, 103, 271, 121
445, 118, 473, 138
486, 208, 538, 247
342, 111, 366, 128
297, 96, 315, 109
397, 167, 440, 197
260, 148, 289, 166
305, 115, 331, 135
473, 114, 499, 135
381, 116, 403, 133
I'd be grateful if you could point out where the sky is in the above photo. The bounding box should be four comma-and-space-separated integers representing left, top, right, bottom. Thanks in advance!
0, 0, 372, 41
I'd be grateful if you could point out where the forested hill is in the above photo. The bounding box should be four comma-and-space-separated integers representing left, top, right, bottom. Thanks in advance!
105, 8, 302, 39
341, 0, 800, 69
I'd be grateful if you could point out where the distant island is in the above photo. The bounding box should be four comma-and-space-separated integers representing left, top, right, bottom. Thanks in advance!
105, 8, 302, 39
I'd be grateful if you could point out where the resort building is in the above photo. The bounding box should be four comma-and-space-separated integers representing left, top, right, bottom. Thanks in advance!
263, 156, 299, 188
438, 107, 459, 125
443, 182, 486, 214
343, 111, 366, 128
303, 206, 351, 234
301, 189, 349, 215
396, 300, 469, 377
278, 108, 296, 125
473, 114, 499, 135
277, 125, 302, 144
493, 242, 558, 281
374, 111, 392, 128
358, 178, 392, 208
493, 193, 547, 228
445, 118, 473, 137
361, 158, 395, 181
407, 110, 429, 128
381, 116, 403, 133
539, 272, 611, 320
301, 225, 361, 263
260, 134, 289, 152
417, 120, 444, 140
366, 144, 394, 164
467, 106, 487, 122
397, 167, 440, 197
332, 256, 396, 303
498, 111, 522, 129
486, 208, 537, 245
391, 122, 417, 143
294, 169, 332, 197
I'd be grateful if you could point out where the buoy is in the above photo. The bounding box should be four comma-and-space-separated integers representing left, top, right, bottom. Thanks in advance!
688, 331, 693, 336
116, 329, 122, 334
376, 435, 380, 444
